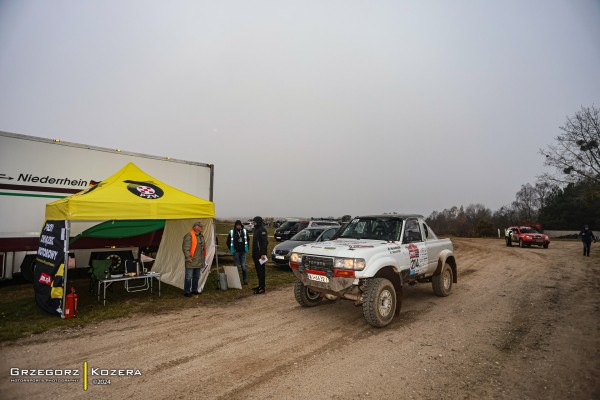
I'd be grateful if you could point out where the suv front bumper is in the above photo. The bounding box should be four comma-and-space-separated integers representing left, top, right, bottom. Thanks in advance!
292, 269, 356, 294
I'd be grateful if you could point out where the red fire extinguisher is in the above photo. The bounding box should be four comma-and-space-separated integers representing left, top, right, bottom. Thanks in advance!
64, 287, 78, 319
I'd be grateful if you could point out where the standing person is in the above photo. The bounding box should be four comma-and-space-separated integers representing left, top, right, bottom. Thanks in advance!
182, 222, 206, 297
579, 225, 597, 257
251, 216, 268, 294
227, 220, 250, 285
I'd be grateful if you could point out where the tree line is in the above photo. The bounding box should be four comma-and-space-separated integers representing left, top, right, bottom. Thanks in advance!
427, 105, 600, 236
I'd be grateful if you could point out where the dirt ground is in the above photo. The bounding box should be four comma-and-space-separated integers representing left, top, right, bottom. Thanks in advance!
1, 238, 599, 399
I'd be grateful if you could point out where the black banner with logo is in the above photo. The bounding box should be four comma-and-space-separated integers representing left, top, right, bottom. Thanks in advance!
33, 220, 66, 316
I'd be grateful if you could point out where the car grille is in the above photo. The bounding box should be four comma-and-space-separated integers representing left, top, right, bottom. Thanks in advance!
275, 249, 290, 256
302, 255, 334, 275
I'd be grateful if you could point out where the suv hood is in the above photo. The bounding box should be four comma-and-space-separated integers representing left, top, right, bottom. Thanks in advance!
292, 238, 398, 259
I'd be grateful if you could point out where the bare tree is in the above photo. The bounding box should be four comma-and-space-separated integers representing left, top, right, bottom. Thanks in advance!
540, 105, 600, 185
533, 180, 559, 210
512, 183, 538, 222
494, 206, 517, 227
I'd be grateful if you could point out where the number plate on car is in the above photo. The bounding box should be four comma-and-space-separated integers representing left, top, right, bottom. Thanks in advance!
307, 273, 329, 283
275, 255, 285, 260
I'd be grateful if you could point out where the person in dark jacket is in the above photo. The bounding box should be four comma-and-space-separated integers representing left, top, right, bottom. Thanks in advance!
251, 216, 268, 294
579, 225, 597, 257
227, 220, 250, 285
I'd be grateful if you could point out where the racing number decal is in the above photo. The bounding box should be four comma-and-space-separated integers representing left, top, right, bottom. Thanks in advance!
407, 243, 428, 275
408, 244, 419, 271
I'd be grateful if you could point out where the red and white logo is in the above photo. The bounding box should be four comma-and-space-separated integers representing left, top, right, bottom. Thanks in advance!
124, 180, 164, 199
136, 186, 156, 196
39, 273, 52, 285
407, 243, 419, 259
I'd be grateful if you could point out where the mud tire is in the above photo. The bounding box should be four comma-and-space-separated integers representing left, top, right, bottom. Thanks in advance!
432, 262, 453, 297
362, 278, 396, 328
294, 280, 323, 307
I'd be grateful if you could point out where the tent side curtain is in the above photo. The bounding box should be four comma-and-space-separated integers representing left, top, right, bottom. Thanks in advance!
152, 219, 215, 292
72, 220, 166, 239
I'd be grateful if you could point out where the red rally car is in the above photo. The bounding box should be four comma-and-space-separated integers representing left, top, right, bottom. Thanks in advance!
505, 226, 550, 248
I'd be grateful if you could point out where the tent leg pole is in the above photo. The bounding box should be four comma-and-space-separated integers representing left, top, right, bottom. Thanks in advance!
214, 224, 220, 288
61, 221, 70, 319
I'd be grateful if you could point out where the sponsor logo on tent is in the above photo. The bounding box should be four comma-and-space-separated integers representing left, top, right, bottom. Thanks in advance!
33, 220, 66, 316
123, 180, 164, 199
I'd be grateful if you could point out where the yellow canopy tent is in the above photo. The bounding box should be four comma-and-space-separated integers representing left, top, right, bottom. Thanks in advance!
45, 163, 216, 314
46, 162, 214, 220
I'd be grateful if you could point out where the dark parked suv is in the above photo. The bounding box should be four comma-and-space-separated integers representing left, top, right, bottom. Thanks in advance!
274, 220, 340, 241
274, 220, 307, 241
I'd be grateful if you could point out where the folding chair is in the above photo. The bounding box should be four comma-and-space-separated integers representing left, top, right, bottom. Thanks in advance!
88, 259, 112, 294
140, 253, 155, 272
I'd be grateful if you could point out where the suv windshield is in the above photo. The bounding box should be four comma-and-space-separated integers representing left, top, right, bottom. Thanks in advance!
520, 227, 538, 234
339, 217, 402, 241
278, 221, 298, 230
290, 228, 325, 241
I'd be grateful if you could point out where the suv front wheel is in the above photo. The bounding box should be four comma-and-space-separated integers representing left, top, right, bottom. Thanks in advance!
294, 280, 323, 307
362, 278, 396, 328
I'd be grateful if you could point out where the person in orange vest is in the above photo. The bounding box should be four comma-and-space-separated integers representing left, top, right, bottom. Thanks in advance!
182, 221, 206, 297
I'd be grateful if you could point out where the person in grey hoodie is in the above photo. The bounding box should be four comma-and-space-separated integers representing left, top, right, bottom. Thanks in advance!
226, 220, 249, 285
251, 216, 268, 294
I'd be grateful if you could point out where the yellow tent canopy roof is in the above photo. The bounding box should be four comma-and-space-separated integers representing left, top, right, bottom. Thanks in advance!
45, 162, 215, 220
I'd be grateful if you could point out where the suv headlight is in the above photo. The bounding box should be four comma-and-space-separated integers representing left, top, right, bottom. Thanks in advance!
334, 257, 366, 270
290, 253, 302, 263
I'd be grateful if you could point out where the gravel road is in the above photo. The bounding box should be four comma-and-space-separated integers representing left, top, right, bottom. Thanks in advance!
1, 238, 599, 399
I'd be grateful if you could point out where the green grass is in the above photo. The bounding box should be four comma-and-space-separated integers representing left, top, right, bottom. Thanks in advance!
0, 221, 295, 343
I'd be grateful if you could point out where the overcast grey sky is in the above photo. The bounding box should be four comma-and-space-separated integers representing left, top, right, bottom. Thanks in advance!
1, 0, 599, 219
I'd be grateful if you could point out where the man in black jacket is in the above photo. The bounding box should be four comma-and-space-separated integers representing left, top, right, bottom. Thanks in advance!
251, 216, 268, 294
579, 225, 597, 257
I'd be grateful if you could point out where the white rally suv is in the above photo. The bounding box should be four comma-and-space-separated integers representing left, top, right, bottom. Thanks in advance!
289, 215, 457, 327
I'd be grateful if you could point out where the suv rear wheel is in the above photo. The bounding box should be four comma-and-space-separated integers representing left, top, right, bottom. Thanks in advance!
432, 262, 453, 297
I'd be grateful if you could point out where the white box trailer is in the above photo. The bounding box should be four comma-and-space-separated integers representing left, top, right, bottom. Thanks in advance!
0, 131, 214, 280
